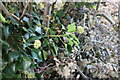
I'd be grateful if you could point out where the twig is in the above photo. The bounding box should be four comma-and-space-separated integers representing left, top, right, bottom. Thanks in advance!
96, 12, 115, 25
51, 0, 57, 15
0, 1, 10, 16
75, 64, 88, 80
96, 0, 101, 10
20, 0, 30, 21
0, 1, 24, 25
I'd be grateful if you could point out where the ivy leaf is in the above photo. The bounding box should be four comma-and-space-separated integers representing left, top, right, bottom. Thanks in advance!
42, 50, 48, 60
33, 20, 40, 24
22, 56, 31, 70
35, 25, 42, 34
42, 39, 49, 47
37, 51, 43, 60
8, 51, 20, 62
3, 64, 16, 78
3, 26, 10, 39
22, 27, 29, 33
0, 39, 10, 48
32, 49, 43, 61
67, 38, 73, 47
23, 17, 30, 26
67, 23, 76, 33
52, 42, 57, 54
23, 43, 31, 49
57, 9, 64, 17
73, 40, 79, 47
67, 44, 72, 55
31, 51, 39, 60
0, 13, 7, 23
51, 49, 55, 56
17, 56, 31, 70
23, 17, 29, 22
28, 36, 42, 42
70, 34, 79, 43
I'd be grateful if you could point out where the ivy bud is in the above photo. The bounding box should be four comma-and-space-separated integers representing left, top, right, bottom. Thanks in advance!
77, 26, 84, 34
34, 40, 41, 49
44, 27, 49, 32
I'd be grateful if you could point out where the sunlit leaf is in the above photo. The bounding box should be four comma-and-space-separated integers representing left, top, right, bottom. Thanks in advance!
67, 23, 76, 33
0, 13, 7, 23
22, 27, 29, 33
67, 37, 73, 47
35, 25, 42, 34
42, 50, 48, 60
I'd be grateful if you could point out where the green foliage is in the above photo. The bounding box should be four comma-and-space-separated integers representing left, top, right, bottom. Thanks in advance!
1, 2, 83, 79
0, 13, 7, 23
67, 23, 76, 33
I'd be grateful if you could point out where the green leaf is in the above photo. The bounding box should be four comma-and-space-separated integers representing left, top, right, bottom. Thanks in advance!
22, 27, 29, 33
16, 74, 21, 78
73, 40, 79, 47
62, 24, 66, 30
57, 9, 64, 17
23, 43, 31, 49
51, 49, 55, 56
49, 29, 56, 35
52, 42, 57, 54
17, 56, 31, 70
70, 34, 79, 43
23, 17, 30, 26
31, 51, 39, 60
42, 50, 48, 60
67, 44, 72, 55
23, 17, 29, 22
37, 51, 42, 60
0, 13, 7, 23
42, 39, 49, 47
31, 51, 41, 60
3, 64, 16, 78
67, 23, 76, 33
67, 38, 73, 46
35, 25, 42, 34
0, 39, 10, 48
28, 36, 42, 42
3, 26, 10, 39
33, 20, 40, 24
8, 51, 19, 62
22, 56, 31, 70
